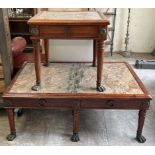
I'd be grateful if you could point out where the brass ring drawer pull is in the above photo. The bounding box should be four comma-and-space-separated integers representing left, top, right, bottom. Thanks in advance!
99, 27, 106, 36
106, 100, 114, 107
38, 99, 47, 106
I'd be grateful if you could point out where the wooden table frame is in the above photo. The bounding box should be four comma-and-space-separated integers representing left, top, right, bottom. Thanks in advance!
28, 11, 110, 92
3, 62, 152, 143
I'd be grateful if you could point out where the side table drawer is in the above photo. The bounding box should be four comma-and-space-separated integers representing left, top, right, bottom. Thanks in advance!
39, 26, 66, 38
38, 25, 107, 39
70, 26, 98, 38
39, 26, 98, 38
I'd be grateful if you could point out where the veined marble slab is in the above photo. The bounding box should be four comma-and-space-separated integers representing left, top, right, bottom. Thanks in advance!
29, 11, 102, 21
9, 63, 143, 95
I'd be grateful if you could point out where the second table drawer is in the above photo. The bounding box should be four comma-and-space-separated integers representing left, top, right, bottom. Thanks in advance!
69, 26, 98, 38
81, 99, 142, 109
39, 25, 103, 38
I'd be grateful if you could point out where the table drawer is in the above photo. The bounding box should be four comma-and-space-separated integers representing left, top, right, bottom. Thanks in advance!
69, 26, 98, 38
81, 99, 143, 109
39, 25, 107, 39
6, 98, 73, 109
39, 26, 66, 38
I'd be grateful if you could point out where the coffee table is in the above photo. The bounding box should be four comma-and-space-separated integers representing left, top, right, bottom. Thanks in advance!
3, 62, 152, 143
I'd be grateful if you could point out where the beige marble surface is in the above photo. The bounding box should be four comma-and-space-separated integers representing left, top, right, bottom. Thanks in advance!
29, 11, 102, 21
9, 63, 144, 94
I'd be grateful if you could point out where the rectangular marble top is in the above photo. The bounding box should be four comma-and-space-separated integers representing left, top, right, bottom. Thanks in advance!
28, 11, 109, 24
7, 62, 146, 96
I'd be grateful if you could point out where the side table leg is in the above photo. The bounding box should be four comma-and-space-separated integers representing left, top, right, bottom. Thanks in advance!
136, 110, 147, 143
43, 39, 49, 67
96, 39, 105, 92
6, 108, 16, 141
71, 109, 80, 142
92, 39, 97, 67
32, 39, 41, 91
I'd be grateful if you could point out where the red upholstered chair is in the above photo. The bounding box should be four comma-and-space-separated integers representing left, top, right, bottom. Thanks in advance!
11, 37, 28, 74
11, 36, 32, 74
11, 36, 26, 57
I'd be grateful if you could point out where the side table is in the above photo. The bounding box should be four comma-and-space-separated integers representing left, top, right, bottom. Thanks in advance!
28, 11, 110, 92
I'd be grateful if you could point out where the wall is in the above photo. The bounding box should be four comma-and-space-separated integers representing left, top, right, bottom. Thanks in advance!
49, 40, 93, 62
128, 8, 155, 53
113, 8, 128, 52
114, 8, 155, 53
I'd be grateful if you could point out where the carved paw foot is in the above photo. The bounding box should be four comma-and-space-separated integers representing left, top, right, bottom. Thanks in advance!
31, 84, 41, 91
71, 133, 80, 142
97, 85, 106, 92
7, 133, 16, 141
136, 135, 146, 143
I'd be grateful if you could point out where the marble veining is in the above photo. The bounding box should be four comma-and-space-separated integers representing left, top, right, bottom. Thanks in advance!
9, 63, 144, 94
30, 11, 102, 21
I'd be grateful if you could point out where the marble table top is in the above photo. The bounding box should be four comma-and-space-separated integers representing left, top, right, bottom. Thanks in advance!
29, 11, 102, 21
28, 11, 110, 25
9, 62, 144, 95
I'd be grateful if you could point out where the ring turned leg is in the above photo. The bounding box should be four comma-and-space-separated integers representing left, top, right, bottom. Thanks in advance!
71, 109, 80, 142
32, 39, 41, 91
93, 40, 97, 67
96, 39, 105, 92
43, 39, 49, 67
6, 108, 16, 141
136, 110, 147, 143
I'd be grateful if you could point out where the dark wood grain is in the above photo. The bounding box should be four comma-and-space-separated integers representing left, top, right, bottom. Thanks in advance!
97, 39, 104, 85
6, 108, 16, 134
32, 39, 41, 86
44, 39, 49, 66
93, 40, 97, 67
